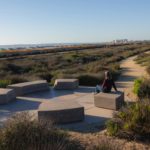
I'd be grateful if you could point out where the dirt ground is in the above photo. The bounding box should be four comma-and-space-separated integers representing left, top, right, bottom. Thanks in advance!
116, 55, 147, 101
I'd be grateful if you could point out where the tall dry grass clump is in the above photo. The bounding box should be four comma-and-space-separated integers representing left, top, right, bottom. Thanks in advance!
85, 136, 122, 150
0, 112, 83, 150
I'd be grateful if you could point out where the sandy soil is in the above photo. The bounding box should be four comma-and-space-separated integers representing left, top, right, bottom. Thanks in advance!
116, 55, 147, 101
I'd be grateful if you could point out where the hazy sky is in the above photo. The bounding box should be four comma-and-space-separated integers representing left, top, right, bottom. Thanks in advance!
0, 0, 150, 45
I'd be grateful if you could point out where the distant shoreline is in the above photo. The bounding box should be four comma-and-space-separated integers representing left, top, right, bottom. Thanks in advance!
0, 43, 131, 60
0, 43, 107, 50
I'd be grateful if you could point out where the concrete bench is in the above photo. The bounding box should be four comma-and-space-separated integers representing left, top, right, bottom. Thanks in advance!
38, 99, 84, 124
0, 88, 16, 104
94, 91, 124, 110
54, 79, 79, 90
8, 80, 49, 96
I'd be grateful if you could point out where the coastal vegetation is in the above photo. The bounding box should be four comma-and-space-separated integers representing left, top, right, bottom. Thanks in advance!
0, 43, 150, 87
0, 43, 150, 149
133, 78, 150, 99
0, 108, 149, 150
106, 99, 150, 140
0, 113, 83, 150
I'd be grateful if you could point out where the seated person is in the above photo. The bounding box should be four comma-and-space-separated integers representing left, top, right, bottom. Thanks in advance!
95, 71, 117, 93
102, 71, 117, 93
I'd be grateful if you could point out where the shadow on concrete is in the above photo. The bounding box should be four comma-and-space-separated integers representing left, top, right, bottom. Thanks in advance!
0, 98, 41, 112
0, 98, 41, 126
24, 86, 95, 100
59, 114, 110, 133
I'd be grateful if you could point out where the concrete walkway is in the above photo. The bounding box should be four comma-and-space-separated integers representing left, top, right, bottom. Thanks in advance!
0, 87, 114, 131
0, 54, 147, 131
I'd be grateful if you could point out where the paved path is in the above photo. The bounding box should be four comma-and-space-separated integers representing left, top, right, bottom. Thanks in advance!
0, 54, 147, 131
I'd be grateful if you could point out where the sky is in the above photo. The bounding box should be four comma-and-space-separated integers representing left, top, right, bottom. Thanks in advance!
0, 0, 150, 45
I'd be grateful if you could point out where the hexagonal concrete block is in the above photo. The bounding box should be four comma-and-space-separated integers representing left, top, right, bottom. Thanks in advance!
54, 79, 79, 90
0, 88, 16, 104
38, 99, 84, 124
8, 80, 50, 96
94, 91, 124, 110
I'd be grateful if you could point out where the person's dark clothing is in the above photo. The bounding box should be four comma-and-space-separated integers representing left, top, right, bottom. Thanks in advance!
102, 79, 117, 93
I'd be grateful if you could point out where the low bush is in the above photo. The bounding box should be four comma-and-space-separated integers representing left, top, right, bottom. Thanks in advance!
138, 78, 150, 99
133, 78, 150, 99
8, 75, 28, 84
106, 99, 150, 140
37, 72, 53, 82
0, 80, 11, 88
133, 78, 143, 96
106, 120, 121, 136
0, 112, 83, 150
77, 73, 104, 86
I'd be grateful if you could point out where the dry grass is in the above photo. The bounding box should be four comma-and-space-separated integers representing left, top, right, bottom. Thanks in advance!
0, 112, 149, 150
0, 112, 83, 150
69, 131, 150, 150
0, 43, 149, 86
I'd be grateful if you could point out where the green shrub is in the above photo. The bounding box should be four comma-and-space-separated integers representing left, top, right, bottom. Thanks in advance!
0, 112, 83, 150
106, 99, 150, 140
0, 80, 11, 88
133, 78, 143, 95
1, 63, 31, 74
106, 120, 121, 136
138, 78, 150, 99
133, 78, 150, 99
8, 76, 28, 84
37, 72, 53, 82
77, 74, 104, 86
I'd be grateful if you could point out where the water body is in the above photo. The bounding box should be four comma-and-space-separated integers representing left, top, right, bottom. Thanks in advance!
0, 43, 95, 50
0, 43, 103, 50
0, 43, 68, 50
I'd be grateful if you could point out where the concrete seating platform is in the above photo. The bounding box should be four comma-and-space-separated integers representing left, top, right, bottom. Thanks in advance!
8, 80, 49, 96
94, 91, 124, 110
0, 88, 16, 104
38, 99, 84, 124
54, 79, 79, 90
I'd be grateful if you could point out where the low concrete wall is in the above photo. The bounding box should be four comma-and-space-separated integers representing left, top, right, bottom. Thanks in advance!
0, 88, 16, 104
54, 79, 79, 90
94, 91, 124, 110
38, 99, 84, 124
8, 80, 49, 96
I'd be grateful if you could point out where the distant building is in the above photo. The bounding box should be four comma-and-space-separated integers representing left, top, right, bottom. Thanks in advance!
113, 39, 128, 44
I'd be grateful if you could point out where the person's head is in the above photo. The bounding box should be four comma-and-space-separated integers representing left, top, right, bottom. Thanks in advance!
105, 71, 112, 79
